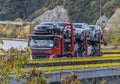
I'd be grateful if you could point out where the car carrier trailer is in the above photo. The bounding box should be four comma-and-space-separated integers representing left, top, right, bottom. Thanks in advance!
28, 24, 106, 59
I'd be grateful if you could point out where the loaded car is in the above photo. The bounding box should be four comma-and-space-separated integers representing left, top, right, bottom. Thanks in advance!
73, 23, 90, 40
33, 22, 57, 35
33, 25, 54, 34
56, 22, 69, 31
39, 22, 56, 27
89, 25, 103, 39
54, 22, 69, 34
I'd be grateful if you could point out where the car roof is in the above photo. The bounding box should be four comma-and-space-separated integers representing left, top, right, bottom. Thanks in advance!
73, 23, 89, 26
36, 24, 50, 27
40, 22, 56, 25
89, 25, 100, 27
56, 22, 69, 23
40, 22, 55, 23
89, 25, 102, 30
73, 23, 88, 24
29, 34, 61, 38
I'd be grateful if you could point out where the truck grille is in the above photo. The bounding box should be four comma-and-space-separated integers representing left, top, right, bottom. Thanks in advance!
32, 52, 50, 59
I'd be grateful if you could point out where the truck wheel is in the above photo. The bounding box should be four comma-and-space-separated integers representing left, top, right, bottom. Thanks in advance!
62, 54, 72, 58
56, 54, 61, 58
67, 54, 72, 58
81, 51, 86, 57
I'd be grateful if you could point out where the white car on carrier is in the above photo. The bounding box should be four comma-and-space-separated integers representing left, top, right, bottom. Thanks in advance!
73, 23, 90, 40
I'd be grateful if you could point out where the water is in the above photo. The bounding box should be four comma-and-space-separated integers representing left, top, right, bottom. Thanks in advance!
0, 39, 28, 50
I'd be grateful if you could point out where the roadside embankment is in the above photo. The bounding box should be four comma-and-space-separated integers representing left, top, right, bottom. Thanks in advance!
1, 38, 28, 42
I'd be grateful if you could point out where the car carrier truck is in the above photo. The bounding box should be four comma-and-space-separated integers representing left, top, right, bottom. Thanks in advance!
28, 24, 106, 59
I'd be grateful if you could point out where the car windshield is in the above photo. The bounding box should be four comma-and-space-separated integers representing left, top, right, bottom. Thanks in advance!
74, 24, 82, 29
40, 22, 54, 26
29, 36, 54, 49
36, 26, 47, 29
58, 23, 67, 27
89, 26, 95, 30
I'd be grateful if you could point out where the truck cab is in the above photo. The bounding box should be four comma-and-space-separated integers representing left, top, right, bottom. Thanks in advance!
28, 23, 105, 59
28, 24, 75, 59
28, 35, 61, 59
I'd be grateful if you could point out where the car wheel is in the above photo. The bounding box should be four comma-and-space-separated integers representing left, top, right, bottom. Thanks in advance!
51, 30, 55, 35
75, 50, 79, 57
80, 32, 84, 40
94, 33, 98, 39
87, 44, 93, 56
81, 51, 86, 57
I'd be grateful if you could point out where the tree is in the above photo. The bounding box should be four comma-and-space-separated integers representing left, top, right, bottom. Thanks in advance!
15, 18, 24, 22
0, 47, 49, 84
61, 71, 82, 84
110, 27, 120, 45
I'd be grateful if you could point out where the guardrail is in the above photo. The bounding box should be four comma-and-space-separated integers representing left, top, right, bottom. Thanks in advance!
28, 56, 120, 64
23, 49, 120, 72
11, 62, 120, 74
28, 49, 120, 64
1, 49, 120, 73
102, 49, 120, 52
102, 49, 120, 57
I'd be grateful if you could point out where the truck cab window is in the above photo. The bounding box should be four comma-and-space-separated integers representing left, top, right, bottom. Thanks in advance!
29, 37, 54, 49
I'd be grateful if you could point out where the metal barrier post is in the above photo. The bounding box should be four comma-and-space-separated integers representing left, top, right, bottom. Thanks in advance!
98, 33, 101, 56
85, 32, 88, 57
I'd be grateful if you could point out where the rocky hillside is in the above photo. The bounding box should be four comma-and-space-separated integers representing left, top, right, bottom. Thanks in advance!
105, 9, 120, 29
0, 0, 120, 24
32, 6, 69, 23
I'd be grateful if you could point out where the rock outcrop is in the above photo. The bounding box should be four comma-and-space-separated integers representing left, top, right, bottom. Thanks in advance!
96, 15, 108, 28
32, 6, 69, 23
105, 8, 120, 30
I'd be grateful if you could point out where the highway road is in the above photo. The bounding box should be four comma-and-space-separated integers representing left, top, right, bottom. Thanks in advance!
0, 39, 27, 50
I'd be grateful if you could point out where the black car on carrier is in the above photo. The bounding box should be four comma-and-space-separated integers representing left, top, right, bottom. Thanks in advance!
33, 22, 57, 35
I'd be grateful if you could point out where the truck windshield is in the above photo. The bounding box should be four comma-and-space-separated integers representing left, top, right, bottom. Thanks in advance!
29, 36, 54, 49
